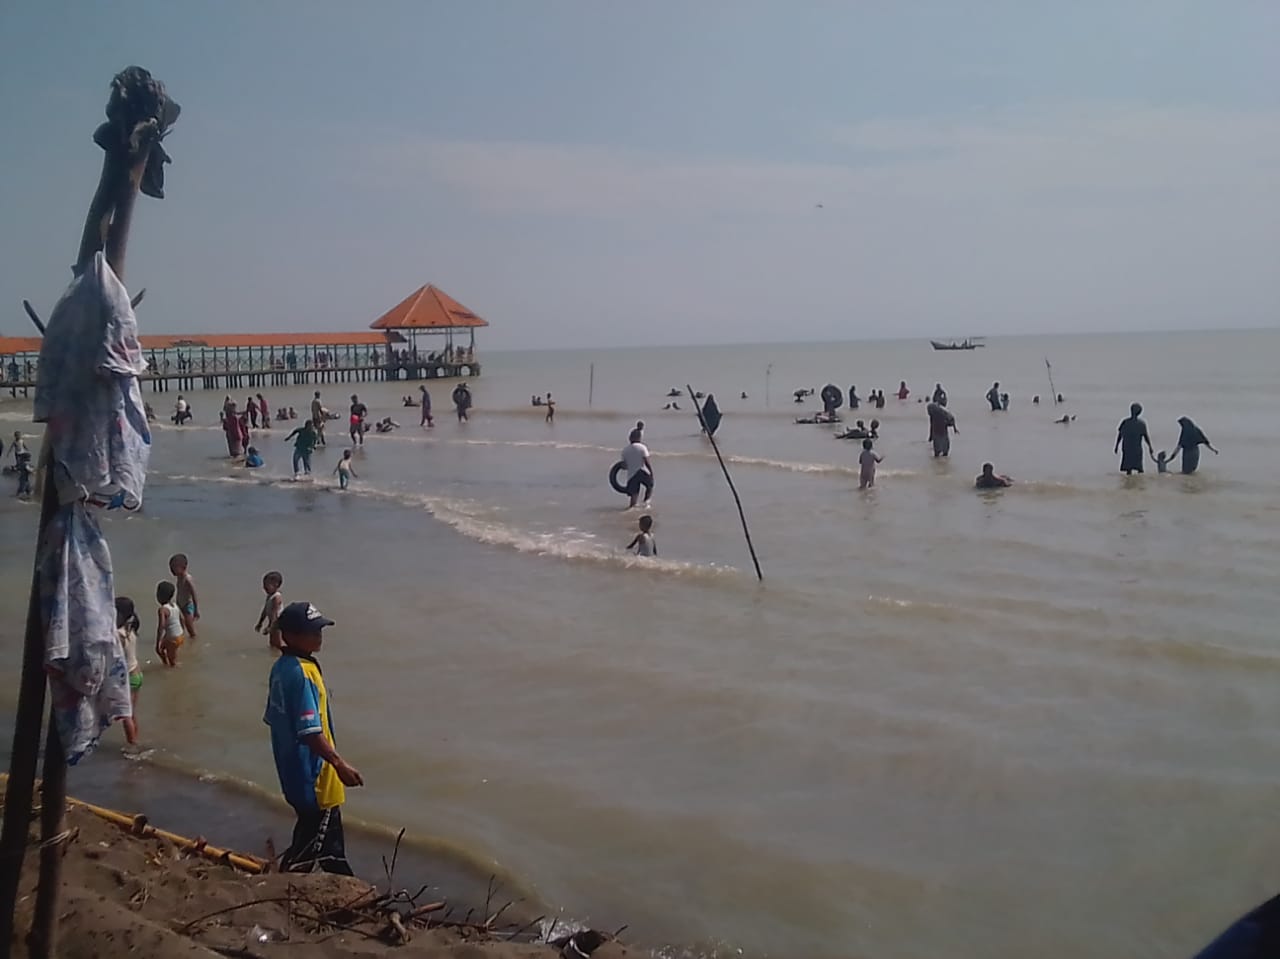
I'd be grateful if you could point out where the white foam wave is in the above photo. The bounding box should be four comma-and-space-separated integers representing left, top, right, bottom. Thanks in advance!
352, 433, 915, 481
443, 438, 613, 453
157, 472, 736, 579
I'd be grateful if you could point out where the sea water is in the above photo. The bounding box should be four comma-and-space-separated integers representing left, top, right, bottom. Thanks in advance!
1, 329, 1278, 959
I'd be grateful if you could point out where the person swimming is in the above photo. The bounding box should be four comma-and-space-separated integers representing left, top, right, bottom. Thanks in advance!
835, 419, 867, 439
975, 463, 1013, 489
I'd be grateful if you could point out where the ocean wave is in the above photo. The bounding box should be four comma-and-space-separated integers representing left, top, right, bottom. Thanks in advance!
443, 437, 615, 453
331, 433, 909, 481
157, 472, 737, 580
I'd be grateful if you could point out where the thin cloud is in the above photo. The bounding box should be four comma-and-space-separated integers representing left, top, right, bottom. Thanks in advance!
366, 103, 1280, 219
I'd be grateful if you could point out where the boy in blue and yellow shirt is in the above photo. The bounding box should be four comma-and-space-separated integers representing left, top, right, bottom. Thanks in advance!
264, 602, 363, 874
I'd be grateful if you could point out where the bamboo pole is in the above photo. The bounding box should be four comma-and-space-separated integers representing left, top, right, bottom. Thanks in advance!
686, 384, 763, 582
0, 774, 266, 875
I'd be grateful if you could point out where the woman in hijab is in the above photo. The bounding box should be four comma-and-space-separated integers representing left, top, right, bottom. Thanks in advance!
1169, 417, 1219, 474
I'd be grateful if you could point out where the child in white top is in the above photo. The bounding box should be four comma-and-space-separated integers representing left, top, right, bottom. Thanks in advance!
627, 514, 657, 557
254, 570, 285, 650
858, 438, 883, 489
115, 596, 141, 745
155, 581, 185, 667
334, 449, 358, 490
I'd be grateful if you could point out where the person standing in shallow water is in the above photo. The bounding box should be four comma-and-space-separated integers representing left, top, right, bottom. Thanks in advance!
1115, 402, 1155, 475
418, 385, 433, 427
264, 602, 363, 874
452, 383, 472, 422
926, 398, 957, 457
986, 382, 1002, 412
1168, 416, 1219, 474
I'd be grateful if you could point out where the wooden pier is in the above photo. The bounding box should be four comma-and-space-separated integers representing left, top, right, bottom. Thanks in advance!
6, 281, 491, 399
1, 359, 480, 398
0, 330, 480, 399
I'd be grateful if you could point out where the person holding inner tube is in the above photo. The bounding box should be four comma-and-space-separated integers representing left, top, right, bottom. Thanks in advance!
820, 384, 843, 416
621, 428, 654, 509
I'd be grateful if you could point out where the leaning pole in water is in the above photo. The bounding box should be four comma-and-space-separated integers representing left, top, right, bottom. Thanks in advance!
0, 67, 179, 958
687, 384, 763, 582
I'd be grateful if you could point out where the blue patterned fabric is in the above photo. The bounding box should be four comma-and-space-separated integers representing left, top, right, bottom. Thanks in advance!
33, 253, 150, 764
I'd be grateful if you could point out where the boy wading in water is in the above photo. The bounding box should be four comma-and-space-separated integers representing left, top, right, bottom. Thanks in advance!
264, 602, 363, 874
155, 581, 186, 667
418, 385, 433, 428
627, 514, 657, 556
285, 420, 319, 478
621, 428, 654, 509
310, 391, 327, 447
348, 394, 367, 446
169, 553, 199, 639
255, 570, 285, 650
858, 438, 883, 489
333, 449, 357, 490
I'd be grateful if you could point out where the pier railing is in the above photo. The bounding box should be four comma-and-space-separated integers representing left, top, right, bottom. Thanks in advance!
3, 356, 480, 396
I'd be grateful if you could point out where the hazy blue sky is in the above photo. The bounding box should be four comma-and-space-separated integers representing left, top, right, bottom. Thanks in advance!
1, 1, 1276, 349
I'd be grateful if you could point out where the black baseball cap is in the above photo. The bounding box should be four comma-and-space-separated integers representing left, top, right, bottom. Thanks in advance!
277, 602, 334, 634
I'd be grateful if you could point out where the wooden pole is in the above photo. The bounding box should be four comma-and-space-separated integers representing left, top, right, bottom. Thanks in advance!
0, 67, 176, 959
0, 461, 60, 952
21, 301, 46, 336
687, 384, 763, 582
588, 363, 594, 408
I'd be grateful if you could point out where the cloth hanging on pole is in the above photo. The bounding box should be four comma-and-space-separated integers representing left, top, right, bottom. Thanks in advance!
33, 251, 151, 764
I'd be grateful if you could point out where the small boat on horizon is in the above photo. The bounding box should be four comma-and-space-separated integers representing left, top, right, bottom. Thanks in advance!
931, 338, 986, 351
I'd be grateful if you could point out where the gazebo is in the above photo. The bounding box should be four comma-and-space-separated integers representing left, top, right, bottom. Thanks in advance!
369, 284, 488, 373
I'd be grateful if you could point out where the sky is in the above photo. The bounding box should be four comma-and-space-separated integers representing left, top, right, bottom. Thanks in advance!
0, 1, 1277, 350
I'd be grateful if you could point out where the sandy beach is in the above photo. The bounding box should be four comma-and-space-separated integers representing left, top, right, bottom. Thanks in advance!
8, 798, 633, 959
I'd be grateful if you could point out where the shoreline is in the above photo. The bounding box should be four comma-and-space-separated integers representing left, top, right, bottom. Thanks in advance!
5, 796, 635, 958
21, 743, 560, 926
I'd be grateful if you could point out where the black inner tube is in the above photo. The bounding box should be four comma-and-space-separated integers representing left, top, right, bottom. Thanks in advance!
608, 460, 629, 495
820, 384, 843, 412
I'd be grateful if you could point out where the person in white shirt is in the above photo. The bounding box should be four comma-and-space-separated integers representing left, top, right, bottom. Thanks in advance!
627, 514, 657, 557
172, 395, 192, 425
620, 428, 654, 508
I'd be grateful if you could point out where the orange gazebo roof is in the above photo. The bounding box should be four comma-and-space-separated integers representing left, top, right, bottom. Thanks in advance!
369, 285, 489, 331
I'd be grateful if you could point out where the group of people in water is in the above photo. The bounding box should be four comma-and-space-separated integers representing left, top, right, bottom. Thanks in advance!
788, 377, 1220, 488
1115, 404, 1218, 476
167, 382, 481, 478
